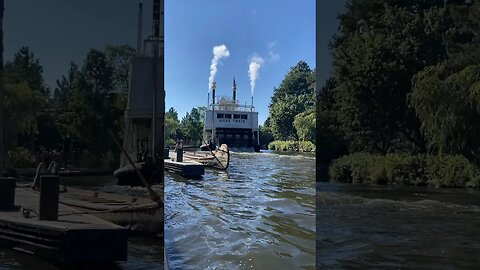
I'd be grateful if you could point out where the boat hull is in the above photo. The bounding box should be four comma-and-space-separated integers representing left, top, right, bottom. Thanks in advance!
183, 144, 230, 170
114, 162, 162, 186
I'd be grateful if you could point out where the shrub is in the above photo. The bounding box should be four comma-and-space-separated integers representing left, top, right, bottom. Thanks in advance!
426, 155, 480, 188
268, 140, 298, 151
384, 154, 429, 186
329, 153, 480, 188
329, 152, 379, 183
299, 141, 316, 152
6, 147, 36, 168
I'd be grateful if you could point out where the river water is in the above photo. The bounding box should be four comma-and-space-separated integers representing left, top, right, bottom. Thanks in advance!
317, 182, 480, 269
0, 180, 164, 270
165, 151, 316, 270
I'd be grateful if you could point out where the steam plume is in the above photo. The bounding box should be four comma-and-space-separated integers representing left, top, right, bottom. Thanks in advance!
248, 54, 264, 96
209, 44, 230, 92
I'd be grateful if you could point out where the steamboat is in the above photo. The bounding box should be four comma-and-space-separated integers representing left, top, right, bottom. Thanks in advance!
202, 79, 261, 152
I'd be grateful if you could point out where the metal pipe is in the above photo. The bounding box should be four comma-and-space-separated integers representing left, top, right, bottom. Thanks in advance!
151, 0, 161, 158
0, 0, 4, 175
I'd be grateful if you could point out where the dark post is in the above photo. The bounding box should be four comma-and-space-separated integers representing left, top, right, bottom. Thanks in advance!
0, 177, 15, 210
39, 175, 59, 221
176, 147, 183, 162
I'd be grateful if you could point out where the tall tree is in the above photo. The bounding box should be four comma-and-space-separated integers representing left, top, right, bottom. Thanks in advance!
6, 46, 48, 95
330, 0, 460, 153
105, 44, 136, 95
180, 107, 204, 145
268, 61, 315, 140
165, 107, 180, 144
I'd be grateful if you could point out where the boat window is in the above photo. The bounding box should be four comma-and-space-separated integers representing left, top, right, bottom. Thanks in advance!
217, 113, 224, 119
241, 114, 248, 119
233, 114, 241, 119
225, 114, 232, 119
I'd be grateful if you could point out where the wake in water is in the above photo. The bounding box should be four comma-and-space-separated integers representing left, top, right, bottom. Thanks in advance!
318, 182, 480, 269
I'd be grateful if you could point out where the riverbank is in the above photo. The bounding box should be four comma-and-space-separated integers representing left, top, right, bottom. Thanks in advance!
328, 153, 480, 188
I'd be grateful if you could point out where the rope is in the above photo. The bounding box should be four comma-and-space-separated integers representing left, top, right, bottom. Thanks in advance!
202, 139, 226, 170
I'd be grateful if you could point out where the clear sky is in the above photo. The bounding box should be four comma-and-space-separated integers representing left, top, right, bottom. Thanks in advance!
4, 0, 315, 125
165, 0, 315, 124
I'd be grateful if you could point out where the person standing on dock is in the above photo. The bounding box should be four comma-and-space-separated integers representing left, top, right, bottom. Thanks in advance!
32, 151, 59, 189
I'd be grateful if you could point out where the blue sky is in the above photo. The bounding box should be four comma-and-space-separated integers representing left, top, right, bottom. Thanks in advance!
4, 0, 315, 125
165, 0, 315, 124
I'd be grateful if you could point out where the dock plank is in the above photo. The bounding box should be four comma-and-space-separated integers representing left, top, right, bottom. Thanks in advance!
0, 188, 128, 262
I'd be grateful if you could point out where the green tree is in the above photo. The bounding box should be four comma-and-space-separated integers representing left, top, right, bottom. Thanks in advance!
3, 47, 49, 152
259, 117, 274, 147
6, 46, 48, 95
316, 78, 347, 163
329, 0, 466, 153
410, 47, 480, 162
165, 107, 180, 145
65, 49, 116, 155
268, 61, 315, 140
293, 110, 315, 142
105, 44, 136, 95
180, 107, 203, 146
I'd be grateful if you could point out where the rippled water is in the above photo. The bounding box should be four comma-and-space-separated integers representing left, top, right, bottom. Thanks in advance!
165, 151, 316, 270
0, 180, 164, 270
317, 182, 480, 269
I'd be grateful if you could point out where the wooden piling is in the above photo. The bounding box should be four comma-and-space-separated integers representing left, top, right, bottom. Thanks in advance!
39, 175, 59, 221
176, 148, 183, 162
0, 177, 15, 210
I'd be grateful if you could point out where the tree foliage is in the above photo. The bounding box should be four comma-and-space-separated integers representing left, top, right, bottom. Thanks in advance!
330, 0, 477, 154
410, 48, 480, 161
268, 61, 315, 141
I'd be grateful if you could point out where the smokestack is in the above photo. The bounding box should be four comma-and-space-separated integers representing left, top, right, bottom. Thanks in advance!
212, 81, 216, 105
153, 0, 160, 37
137, 3, 143, 56
233, 77, 237, 102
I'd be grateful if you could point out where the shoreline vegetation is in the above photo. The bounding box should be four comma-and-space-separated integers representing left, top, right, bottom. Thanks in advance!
268, 140, 315, 152
317, 0, 480, 189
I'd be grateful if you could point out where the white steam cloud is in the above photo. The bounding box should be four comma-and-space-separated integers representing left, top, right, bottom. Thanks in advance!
209, 44, 230, 92
248, 54, 264, 96
268, 41, 280, 62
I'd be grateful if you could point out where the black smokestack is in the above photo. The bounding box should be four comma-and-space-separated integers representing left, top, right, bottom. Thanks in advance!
212, 81, 216, 105
233, 77, 237, 102
137, 3, 143, 56
153, 0, 160, 37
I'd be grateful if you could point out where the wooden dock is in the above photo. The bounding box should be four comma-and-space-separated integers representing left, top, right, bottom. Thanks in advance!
164, 153, 204, 178
0, 187, 128, 262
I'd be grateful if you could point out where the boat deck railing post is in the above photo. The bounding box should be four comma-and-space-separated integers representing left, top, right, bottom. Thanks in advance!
39, 175, 59, 221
